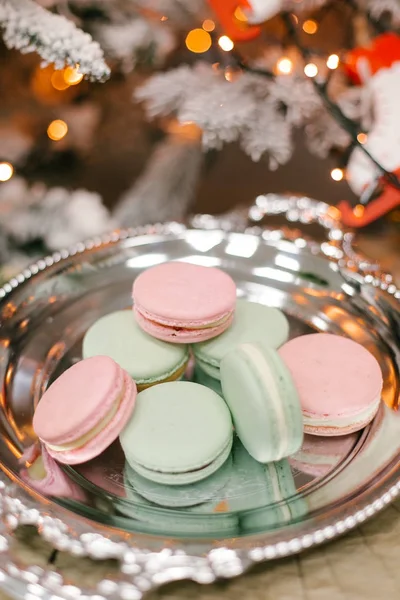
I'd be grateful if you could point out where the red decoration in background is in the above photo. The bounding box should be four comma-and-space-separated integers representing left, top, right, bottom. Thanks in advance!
345, 32, 400, 84
207, 0, 261, 41
339, 170, 400, 227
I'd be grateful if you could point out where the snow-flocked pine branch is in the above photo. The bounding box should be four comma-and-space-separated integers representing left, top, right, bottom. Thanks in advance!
0, 0, 110, 81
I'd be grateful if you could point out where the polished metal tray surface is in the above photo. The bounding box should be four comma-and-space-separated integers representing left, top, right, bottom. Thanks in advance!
0, 195, 399, 599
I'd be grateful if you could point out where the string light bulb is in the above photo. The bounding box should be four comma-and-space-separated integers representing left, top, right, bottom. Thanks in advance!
353, 204, 365, 217
202, 19, 215, 31
51, 69, 69, 91
326, 54, 340, 70
357, 132, 368, 144
47, 119, 68, 141
218, 35, 234, 52
64, 66, 83, 85
331, 168, 344, 181
0, 162, 14, 182
185, 28, 212, 53
304, 63, 318, 77
234, 6, 248, 22
276, 57, 293, 75
302, 19, 318, 34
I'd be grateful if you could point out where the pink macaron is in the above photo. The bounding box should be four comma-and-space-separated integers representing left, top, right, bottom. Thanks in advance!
132, 262, 236, 343
33, 356, 137, 465
279, 333, 383, 436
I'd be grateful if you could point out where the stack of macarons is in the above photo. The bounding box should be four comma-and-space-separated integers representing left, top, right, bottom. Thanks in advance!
28, 260, 383, 513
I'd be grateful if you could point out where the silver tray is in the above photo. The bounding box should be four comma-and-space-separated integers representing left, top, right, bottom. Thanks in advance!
0, 194, 399, 600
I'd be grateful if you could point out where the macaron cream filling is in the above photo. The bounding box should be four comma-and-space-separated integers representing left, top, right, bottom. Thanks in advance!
46, 385, 125, 453
134, 305, 233, 330
303, 395, 381, 429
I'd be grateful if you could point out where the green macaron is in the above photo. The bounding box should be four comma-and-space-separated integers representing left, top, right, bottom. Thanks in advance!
220, 342, 303, 463
120, 381, 233, 485
192, 299, 289, 381
82, 310, 189, 390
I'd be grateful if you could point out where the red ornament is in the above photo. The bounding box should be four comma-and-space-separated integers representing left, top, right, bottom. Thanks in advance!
345, 33, 400, 84
207, 0, 261, 41
339, 169, 400, 227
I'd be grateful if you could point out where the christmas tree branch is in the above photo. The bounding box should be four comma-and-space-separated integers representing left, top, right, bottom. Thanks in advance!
0, 0, 110, 81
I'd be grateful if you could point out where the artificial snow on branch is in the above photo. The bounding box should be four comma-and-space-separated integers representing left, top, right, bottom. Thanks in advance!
136, 62, 323, 167
0, 177, 114, 250
93, 18, 176, 73
0, 0, 110, 81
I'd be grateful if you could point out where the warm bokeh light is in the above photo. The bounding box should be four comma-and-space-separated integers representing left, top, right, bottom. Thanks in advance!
202, 19, 216, 31
303, 19, 318, 34
224, 66, 238, 82
326, 54, 340, 70
357, 132, 368, 144
331, 168, 344, 181
47, 119, 68, 141
327, 205, 340, 219
51, 69, 69, 91
64, 66, 83, 85
0, 162, 14, 182
353, 204, 365, 217
304, 63, 318, 77
161, 15, 168, 21
185, 28, 212, 53
218, 35, 234, 52
234, 6, 248, 22
276, 57, 293, 74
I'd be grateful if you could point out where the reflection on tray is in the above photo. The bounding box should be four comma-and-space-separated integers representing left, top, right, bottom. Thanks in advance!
67, 431, 359, 536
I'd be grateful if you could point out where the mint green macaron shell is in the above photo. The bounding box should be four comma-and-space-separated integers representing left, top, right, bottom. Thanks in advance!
193, 299, 289, 380
83, 310, 189, 385
120, 381, 233, 484
220, 342, 303, 463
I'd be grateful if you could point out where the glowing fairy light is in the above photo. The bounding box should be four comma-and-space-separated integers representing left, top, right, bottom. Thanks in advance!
357, 132, 368, 144
276, 57, 293, 74
303, 19, 318, 34
202, 19, 216, 31
185, 28, 212, 53
331, 168, 344, 182
0, 162, 14, 182
47, 119, 68, 141
218, 35, 234, 52
304, 63, 318, 77
326, 54, 340, 70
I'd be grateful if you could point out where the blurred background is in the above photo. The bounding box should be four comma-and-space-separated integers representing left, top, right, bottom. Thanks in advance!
1, 0, 400, 282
